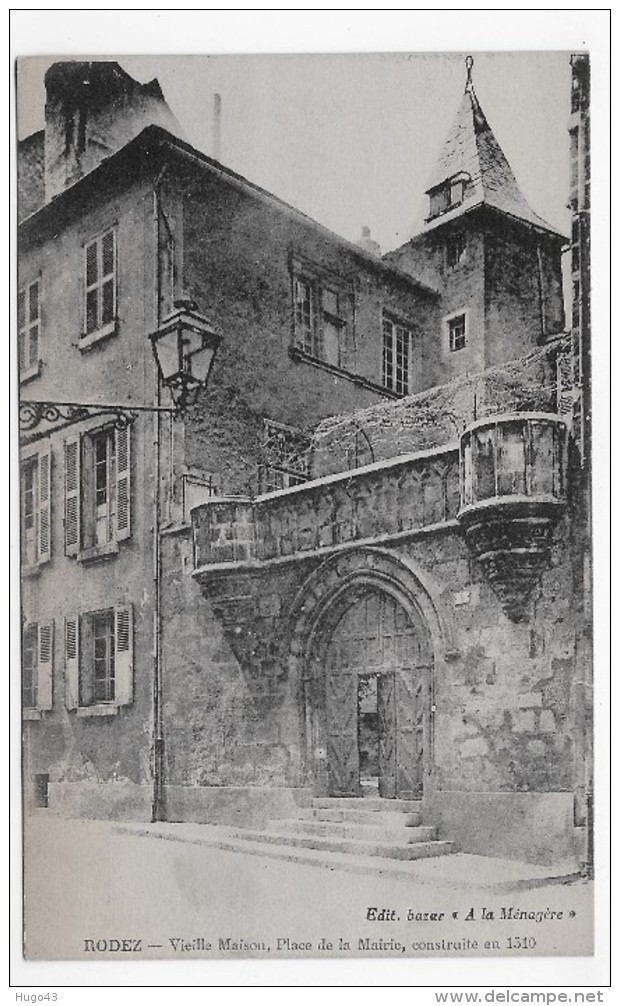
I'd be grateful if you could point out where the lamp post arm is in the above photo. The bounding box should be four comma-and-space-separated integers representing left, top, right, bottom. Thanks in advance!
18, 399, 178, 443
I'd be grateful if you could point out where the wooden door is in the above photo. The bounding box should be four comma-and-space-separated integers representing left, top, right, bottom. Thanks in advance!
322, 589, 430, 798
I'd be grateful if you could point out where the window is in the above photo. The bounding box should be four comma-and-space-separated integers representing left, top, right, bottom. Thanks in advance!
84, 229, 116, 336
64, 424, 131, 557
428, 173, 470, 221
20, 447, 51, 568
22, 622, 53, 713
448, 313, 467, 352
65, 606, 133, 711
260, 420, 310, 493
446, 232, 466, 268
292, 266, 351, 367
18, 279, 41, 379
382, 315, 413, 395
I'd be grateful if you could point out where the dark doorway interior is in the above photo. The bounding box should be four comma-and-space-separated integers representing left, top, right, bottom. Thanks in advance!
358, 674, 379, 795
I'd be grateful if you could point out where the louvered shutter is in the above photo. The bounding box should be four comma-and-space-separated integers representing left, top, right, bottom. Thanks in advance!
37, 445, 51, 563
64, 436, 81, 555
37, 622, 54, 710
114, 604, 133, 706
115, 424, 131, 540
65, 615, 80, 709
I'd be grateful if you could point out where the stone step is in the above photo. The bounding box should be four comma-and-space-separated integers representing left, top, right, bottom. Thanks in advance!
299, 807, 423, 826
268, 818, 438, 843
232, 828, 454, 861
312, 797, 422, 813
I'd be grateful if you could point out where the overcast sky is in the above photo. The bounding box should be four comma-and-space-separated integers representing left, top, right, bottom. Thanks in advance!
17, 51, 572, 253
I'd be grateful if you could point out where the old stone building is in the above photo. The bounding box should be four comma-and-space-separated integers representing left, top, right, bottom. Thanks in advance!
19, 55, 592, 870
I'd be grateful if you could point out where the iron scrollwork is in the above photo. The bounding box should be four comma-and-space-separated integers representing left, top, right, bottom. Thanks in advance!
19, 401, 138, 437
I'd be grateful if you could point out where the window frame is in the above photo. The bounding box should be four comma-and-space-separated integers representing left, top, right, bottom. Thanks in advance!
20, 443, 51, 570
65, 604, 133, 715
259, 419, 311, 494
64, 422, 131, 560
80, 226, 118, 348
22, 621, 54, 717
291, 260, 352, 368
382, 312, 414, 396
446, 232, 467, 269
18, 277, 41, 382
444, 310, 468, 354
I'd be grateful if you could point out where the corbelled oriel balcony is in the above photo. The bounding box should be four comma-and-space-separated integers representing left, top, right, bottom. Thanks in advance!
457, 413, 568, 621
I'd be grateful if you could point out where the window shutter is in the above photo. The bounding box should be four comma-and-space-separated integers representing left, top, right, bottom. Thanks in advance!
37, 622, 54, 711
37, 446, 51, 564
64, 436, 81, 555
114, 604, 133, 706
115, 425, 131, 541
65, 615, 80, 709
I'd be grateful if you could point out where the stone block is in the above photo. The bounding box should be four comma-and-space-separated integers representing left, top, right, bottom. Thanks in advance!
539, 709, 556, 733
460, 736, 489, 758
512, 709, 536, 733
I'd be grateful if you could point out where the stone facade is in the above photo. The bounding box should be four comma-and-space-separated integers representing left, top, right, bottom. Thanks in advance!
18, 57, 591, 869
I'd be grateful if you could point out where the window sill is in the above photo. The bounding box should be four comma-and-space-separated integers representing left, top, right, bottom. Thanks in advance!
19, 361, 42, 384
76, 541, 120, 564
23, 708, 44, 721
288, 346, 400, 399
76, 704, 120, 718
78, 320, 118, 351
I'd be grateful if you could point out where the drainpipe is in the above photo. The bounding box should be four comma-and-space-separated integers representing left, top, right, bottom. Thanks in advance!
151, 172, 168, 822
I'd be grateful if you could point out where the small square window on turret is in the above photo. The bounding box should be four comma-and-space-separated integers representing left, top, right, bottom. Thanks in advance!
448, 313, 467, 352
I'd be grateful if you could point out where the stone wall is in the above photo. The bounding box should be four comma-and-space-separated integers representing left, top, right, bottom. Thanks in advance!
312, 339, 567, 477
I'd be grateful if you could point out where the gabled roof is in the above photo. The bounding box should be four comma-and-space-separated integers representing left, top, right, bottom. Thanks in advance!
413, 74, 566, 240
18, 124, 439, 298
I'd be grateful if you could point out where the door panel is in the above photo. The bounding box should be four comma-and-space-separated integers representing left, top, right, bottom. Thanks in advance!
395, 668, 427, 797
377, 672, 396, 798
325, 670, 360, 796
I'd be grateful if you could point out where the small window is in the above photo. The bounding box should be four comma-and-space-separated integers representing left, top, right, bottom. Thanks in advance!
84, 229, 117, 335
64, 424, 131, 556
20, 447, 51, 567
448, 314, 467, 352
18, 279, 41, 379
292, 265, 351, 367
382, 315, 413, 395
22, 622, 54, 713
22, 624, 38, 709
65, 606, 133, 711
260, 420, 310, 493
88, 609, 116, 705
446, 232, 466, 268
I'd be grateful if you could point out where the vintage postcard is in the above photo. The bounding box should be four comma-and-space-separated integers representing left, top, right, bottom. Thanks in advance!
15, 38, 602, 978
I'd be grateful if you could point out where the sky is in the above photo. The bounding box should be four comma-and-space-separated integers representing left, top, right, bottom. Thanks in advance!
16, 51, 572, 253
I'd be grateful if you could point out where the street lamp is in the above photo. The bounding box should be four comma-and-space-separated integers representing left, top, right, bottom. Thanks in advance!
149, 298, 222, 413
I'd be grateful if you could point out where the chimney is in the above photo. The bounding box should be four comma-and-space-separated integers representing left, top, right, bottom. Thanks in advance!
357, 225, 381, 258
43, 61, 183, 203
213, 93, 222, 162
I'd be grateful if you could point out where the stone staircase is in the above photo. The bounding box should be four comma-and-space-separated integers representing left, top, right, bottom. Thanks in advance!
230, 796, 455, 862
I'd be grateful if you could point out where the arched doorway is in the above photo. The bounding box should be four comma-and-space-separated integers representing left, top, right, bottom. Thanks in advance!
308, 585, 433, 799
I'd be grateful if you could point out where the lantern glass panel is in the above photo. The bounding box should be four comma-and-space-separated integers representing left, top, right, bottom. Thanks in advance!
153, 328, 181, 383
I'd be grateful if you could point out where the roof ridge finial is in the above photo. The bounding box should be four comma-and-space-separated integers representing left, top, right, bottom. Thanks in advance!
465, 55, 474, 93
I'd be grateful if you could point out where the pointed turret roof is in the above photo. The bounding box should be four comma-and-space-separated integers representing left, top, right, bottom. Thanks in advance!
412, 57, 564, 240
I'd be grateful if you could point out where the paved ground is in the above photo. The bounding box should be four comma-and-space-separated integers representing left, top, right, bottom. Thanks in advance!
23, 816, 593, 961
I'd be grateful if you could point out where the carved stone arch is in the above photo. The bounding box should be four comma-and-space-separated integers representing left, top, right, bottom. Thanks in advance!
286, 546, 456, 795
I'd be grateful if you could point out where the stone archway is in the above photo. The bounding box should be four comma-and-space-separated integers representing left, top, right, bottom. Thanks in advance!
286, 547, 452, 797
